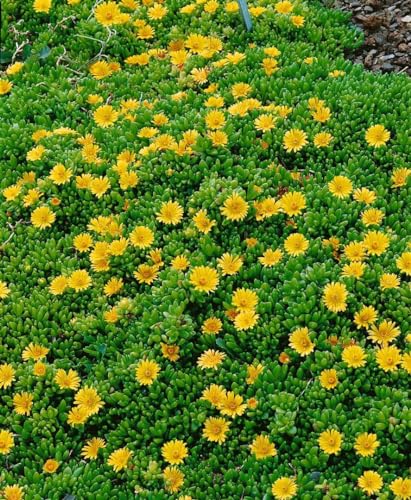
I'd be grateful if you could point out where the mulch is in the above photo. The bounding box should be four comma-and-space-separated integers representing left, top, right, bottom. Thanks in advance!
331, 0, 411, 75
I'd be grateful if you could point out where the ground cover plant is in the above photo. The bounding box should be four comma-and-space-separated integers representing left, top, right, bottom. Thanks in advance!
0, 0, 410, 498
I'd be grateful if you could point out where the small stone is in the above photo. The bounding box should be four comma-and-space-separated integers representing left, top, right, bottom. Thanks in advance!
401, 15, 411, 23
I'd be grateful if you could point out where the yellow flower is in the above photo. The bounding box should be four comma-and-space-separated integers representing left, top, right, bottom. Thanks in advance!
74, 386, 104, 415
234, 310, 259, 330
68, 270, 92, 291
33, 361, 47, 377
391, 167, 411, 188
13, 392, 33, 416
341, 262, 365, 279
208, 130, 228, 146
254, 114, 276, 132
368, 320, 400, 345
161, 440, 188, 465
319, 369, 338, 389
246, 363, 264, 384
318, 429, 342, 455
397, 251, 411, 276
283, 129, 307, 152
203, 417, 230, 444
218, 391, 246, 418
280, 191, 306, 216
0, 281, 10, 299
73, 233, 93, 253
361, 208, 383, 226
375, 345, 402, 372
49, 276, 68, 295
197, 349, 225, 369
217, 253, 242, 275
156, 201, 184, 225
107, 447, 133, 471
90, 176, 111, 198
49, 163, 72, 185
0, 364, 15, 389
3, 484, 24, 500
67, 406, 90, 426
291, 15, 304, 27
135, 359, 160, 385
363, 231, 390, 256
365, 124, 390, 147
353, 305, 378, 329
171, 255, 190, 271
358, 471, 383, 496
43, 459, 59, 473
221, 193, 249, 221
259, 248, 283, 267
354, 433, 379, 457
402, 353, 411, 374
54, 369, 80, 390
93, 104, 119, 127
95, 2, 122, 25
163, 466, 184, 493
342, 345, 366, 368
3, 184, 21, 201
190, 266, 219, 293
31, 206, 55, 229
205, 110, 226, 129
284, 233, 309, 256
22, 343, 49, 361
161, 343, 180, 361
250, 435, 277, 459
26, 145, 46, 161
232, 288, 258, 311
380, 273, 400, 290
89, 61, 112, 79
202, 317, 222, 335
33, 0, 51, 12
81, 437, 106, 460
129, 226, 154, 248
193, 209, 215, 234
103, 277, 123, 296
6, 62, 24, 75
323, 282, 348, 313
353, 187, 376, 204
0, 430, 14, 454
328, 175, 353, 198
289, 327, 314, 356
344, 241, 366, 261
201, 384, 226, 406
275, 1, 293, 14
134, 264, 158, 284
389, 478, 411, 499
271, 477, 297, 499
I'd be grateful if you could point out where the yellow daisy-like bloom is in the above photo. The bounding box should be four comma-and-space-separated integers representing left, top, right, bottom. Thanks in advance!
93, 105, 119, 127
74, 386, 104, 416
197, 349, 225, 369
193, 209, 215, 234
26, 145, 46, 161
161, 343, 180, 362
54, 369, 80, 391
163, 466, 184, 493
3, 484, 24, 500
90, 176, 111, 198
389, 478, 411, 499
203, 417, 230, 444
402, 353, 411, 373
13, 392, 33, 416
134, 264, 158, 285
319, 369, 338, 389
234, 310, 259, 331
353, 187, 376, 204
67, 406, 90, 426
254, 114, 276, 132
189, 266, 219, 293
318, 429, 342, 455
341, 261, 366, 279
33, 361, 47, 377
284, 233, 309, 256
0, 363, 15, 389
95, 2, 122, 26
365, 124, 390, 147
354, 433, 379, 457
43, 459, 59, 473
313, 132, 333, 148
49, 163, 72, 185
205, 110, 226, 129
271, 477, 297, 499
246, 363, 264, 384
6, 61, 24, 75
275, 1, 293, 14
218, 391, 246, 418
33, 0, 51, 12
232, 288, 258, 311
391, 167, 411, 188
380, 273, 400, 290
129, 226, 154, 248
89, 61, 112, 79
31, 206, 55, 229
68, 270, 92, 291
323, 282, 348, 313
201, 384, 226, 406
375, 345, 402, 372
353, 305, 378, 329
73, 233, 93, 253
135, 359, 160, 385
361, 208, 384, 226
328, 175, 353, 198
157, 201, 184, 225
291, 14, 304, 27
250, 435, 277, 459
283, 129, 307, 152
221, 193, 249, 221
342, 345, 366, 368
217, 253, 243, 275
363, 231, 390, 256
109, 238, 128, 256
358, 471, 383, 496
202, 317, 222, 335
81, 437, 106, 460
161, 440, 188, 465
171, 255, 190, 271
0, 281, 10, 299
208, 130, 228, 146
107, 447, 133, 471
280, 191, 306, 217
0, 430, 14, 454
22, 343, 49, 361
368, 320, 400, 345
312, 106, 331, 123
289, 327, 314, 356
103, 277, 123, 296
344, 241, 366, 262
3, 184, 21, 201
397, 251, 411, 276
259, 248, 283, 267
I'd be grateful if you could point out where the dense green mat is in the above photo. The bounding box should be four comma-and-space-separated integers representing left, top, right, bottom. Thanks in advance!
1, 0, 410, 498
